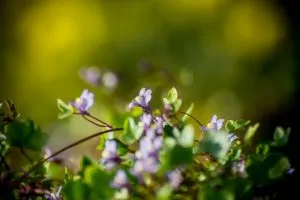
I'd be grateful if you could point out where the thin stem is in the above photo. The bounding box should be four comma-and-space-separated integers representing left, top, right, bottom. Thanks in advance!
20, 147, 33, 164
178, 111, 204, 127
86, 113, 113, 128
20, 128, 123, 181
0, 152, 10, 171
74, 112, 113, 128
81, 115, 107, 128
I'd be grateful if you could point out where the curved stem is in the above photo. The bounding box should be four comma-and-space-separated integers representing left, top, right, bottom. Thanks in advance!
74, 112, 113, 128
86, 113, 113, 128
81, 115, 107, 128
178, 111, 204, 127
20, 128, 123, 181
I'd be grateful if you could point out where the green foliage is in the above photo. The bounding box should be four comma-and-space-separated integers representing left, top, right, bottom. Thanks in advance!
121, 117, 143, 145
163, 87, 182, 113
181, 103, 194, 122
0, 87, 294, 200
244, 123, 260, 145
271, 127, 290, 147
200, 130, 231, 161
5, 118, 48, 151
225, 119, 250, 133
57, 99, 74, 119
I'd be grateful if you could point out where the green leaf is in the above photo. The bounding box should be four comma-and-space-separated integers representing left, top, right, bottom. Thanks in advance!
167, 87, 178, 103
248, 154, 290, 185
225, 119, 250, 132
244, 123, 259, 145
256, 143, 270, 156
45, 162, 65, 181
63, 180, 90, 200
84, 166, 114, 199
181, 103, 194, 122
172, 99, 182, 113
271, 127, 290, 147
268, 155, 290, 179
177, 124, 194, 147
96, 133, 108, 150
57, 99, 74, 119
169, 145, 193, 167
156, 184, 172, 200
4, 119, 48, 151
199, 131, 231, 161
121, 117, 143, 145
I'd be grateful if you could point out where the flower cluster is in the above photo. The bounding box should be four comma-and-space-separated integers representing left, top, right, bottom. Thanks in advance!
101, 140, 120, 170
202, 115, 239, 144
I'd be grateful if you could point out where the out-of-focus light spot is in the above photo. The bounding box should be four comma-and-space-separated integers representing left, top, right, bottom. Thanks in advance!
102, 72, 119, 90
223, 0, 286, 57
79, 66, 102, 87
16, 0, 106, 79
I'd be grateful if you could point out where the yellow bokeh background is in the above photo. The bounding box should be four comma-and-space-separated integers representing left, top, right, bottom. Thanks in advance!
0, 0, 295, 165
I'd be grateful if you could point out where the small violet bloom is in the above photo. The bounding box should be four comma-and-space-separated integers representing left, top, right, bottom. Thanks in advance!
167, 169, 183, 189
154, 116, 164, 135
111, 170, 128, 189
227, 133, 238, 144
140, 113, 152, 130
129, 88, 152, 111
287, 167, 295, 175
101, 140, 119, 170
202, 115, 224, 132
71, 89, 94, 113
231, 158, 246, 177
131, 133, 163, 178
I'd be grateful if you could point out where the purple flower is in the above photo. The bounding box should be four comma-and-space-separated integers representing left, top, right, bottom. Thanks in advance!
129, 88, 152, 111
287, 167, 295, 175
231, 158, 246, 177
154, 116, 164, 134
227, 133, 238, 144
202, 115, 224, 132
167, 169, 183, 189
131, 134, 163, 179
71, 89, 94, 113
140, 113, 152, 130
101, 140, 119, 170
111, 170, 128, 189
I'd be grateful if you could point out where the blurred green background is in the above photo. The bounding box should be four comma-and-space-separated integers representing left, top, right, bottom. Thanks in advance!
0, 0, 298, 169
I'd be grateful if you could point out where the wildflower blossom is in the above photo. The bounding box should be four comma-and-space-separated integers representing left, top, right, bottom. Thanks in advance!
44, 186, 62, 200
154, 116, 164, 134
227, 133, 238, 144
128, 88, 152, 111
167, 169, 183, 189
140, 113, 152, 130
231, 158, 246, 177
202, 115, 224, 132
131, 132, 163, 179
287, 167, 295, 175
111, 170, 129, 189
71, 89, 94, 113
101, 140, 120, 170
